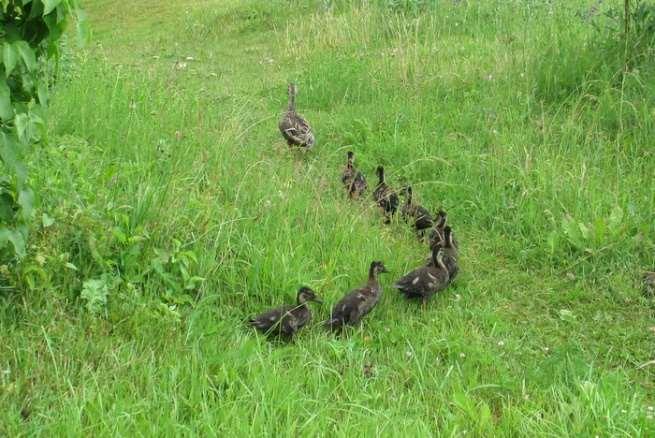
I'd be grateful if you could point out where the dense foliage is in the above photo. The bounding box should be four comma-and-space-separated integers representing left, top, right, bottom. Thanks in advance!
0, 0, 83, 260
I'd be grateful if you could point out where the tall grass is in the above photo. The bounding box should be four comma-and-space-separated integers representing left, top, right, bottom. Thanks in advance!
1, 0, 654, 435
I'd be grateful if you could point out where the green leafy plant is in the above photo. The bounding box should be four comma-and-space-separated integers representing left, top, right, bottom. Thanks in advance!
80, 274, 115, 315
0, 0, 84, 260
148, 239, 205, 304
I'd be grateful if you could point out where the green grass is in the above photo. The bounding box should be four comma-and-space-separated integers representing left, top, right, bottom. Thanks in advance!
1, 0, 655, 435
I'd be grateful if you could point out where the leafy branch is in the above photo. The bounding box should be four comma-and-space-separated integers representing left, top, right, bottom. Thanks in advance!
0, 0, 85, 260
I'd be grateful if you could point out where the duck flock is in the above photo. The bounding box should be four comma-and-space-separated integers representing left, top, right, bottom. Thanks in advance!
248, 83, 459, 339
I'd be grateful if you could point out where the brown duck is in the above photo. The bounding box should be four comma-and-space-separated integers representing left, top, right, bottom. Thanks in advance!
248, 287, 322, 338
279, 83, 315, 149
428, 209, 448, 248
429, 225, 459, 282
326, 261, 389, 330
372, 166, 399, 221
341, 151, 367, 199
394, 244, 450, 302
401, 186, 434, 235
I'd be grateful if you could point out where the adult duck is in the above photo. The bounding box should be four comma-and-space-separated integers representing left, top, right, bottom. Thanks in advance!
279, 83, 315, 149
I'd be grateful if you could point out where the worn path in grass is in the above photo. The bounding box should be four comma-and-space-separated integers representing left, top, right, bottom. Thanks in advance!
1, 0, 654, 435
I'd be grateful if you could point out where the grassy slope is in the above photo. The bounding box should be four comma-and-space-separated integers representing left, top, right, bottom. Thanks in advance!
1, 0, 654, 435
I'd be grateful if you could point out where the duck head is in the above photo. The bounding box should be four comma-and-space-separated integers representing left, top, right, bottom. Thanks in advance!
297, 286, 322, 304
376, 166, 385, 184
443, 226, 455, 248
346, 151, 354, 167
403, 185, 413, 204
369, 260, 389, 277
435, 209, 447, 228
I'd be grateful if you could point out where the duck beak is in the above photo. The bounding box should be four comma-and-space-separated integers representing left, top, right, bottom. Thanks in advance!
312, 297, 323, 304
381, 267, 390, 273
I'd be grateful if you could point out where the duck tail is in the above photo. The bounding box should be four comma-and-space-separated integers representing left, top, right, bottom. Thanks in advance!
247, 318, 265, 329
392, 280, 408, 290
323, 317, 342, 331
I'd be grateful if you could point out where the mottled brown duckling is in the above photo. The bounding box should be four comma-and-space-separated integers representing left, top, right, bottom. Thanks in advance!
372, 166, 399, 222
326, 261, 389, 331
643, 272, 655, 298
437, 226, 459, 282
248, 286, 322, 338
394, 245, 450, 302
428, 209, 448, 248
401, 186, 434, 234
279, 83, 315, 149
341, 151, 367, 199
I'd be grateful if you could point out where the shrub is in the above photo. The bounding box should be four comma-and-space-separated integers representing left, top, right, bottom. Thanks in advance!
0, 0, 84, 260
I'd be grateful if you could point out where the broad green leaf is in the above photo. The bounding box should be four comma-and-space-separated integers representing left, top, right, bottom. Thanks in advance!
15, 41, 37, 71
2, 42, 17, 76
14, 113, 29, 142
76, 9, 89, 46
42, 0, 62, 15
0, 133, 27, 185
0, 132, 18, 171
17, 188, 34, 220
26, 0, 44, 20
0, 194, 14, 222
37, 83, 48, 107
0, 77, 11, 121
81, 277, 109, 315
42, 212, 55, 227
0, 226, 26, 258
13, 112, 44, 144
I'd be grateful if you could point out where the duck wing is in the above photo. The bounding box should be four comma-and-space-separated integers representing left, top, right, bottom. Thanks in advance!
394, 266, 448, 299
248, 304, 293, 334
279, 112, 315, 147
285, 305, 311, 333
374, 184, 399, 215
349, 172, 367, 198
327, 287, 377, 329
414, 206, 434, 231
342, 165, 355, 187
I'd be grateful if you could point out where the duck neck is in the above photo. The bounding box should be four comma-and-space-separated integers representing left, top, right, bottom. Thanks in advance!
287, 89, 296, 112
431, 248, 440, 266
406, 189, 412, 206
433, 251, 447, 272
377, 170, 384, 185
367, 266, 379, 286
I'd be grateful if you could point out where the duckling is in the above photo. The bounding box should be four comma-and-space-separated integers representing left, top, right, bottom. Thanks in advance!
438, 225, 459, 282
326, 261, 389, 331
428, 209, 448, 248
643, 271, 655, 298
401, 186, 434, 234
341, 151, 367, 199
248, 286, 322, 338
394, 245, 450, 302
279, 83, 315, 149
372, 166, 399, 221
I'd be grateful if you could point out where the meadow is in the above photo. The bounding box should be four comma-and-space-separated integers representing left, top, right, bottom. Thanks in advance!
1, 0, 654, 435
